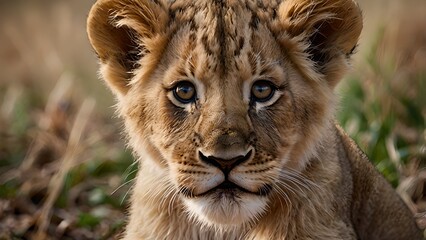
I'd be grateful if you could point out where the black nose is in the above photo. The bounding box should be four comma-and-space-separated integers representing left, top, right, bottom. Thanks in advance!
199, 150, 252, 174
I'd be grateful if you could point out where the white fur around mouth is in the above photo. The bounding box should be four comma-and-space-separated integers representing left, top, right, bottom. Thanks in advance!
183, 190, 269, 227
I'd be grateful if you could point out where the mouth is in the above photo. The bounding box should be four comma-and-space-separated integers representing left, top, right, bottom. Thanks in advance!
179, 180, 272, 198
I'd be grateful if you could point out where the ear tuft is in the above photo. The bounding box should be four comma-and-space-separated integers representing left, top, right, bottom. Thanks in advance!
87, 0, 168, 96
278, 0, 363, 86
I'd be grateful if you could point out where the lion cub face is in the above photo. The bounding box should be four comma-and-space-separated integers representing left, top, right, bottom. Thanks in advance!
88, 0, 362, 227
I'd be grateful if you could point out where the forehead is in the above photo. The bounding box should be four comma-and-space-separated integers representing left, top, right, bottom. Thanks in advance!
164, 0, 284, 78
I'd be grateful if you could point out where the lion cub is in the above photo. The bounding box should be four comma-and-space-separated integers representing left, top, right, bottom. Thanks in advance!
87, 0, 422, 239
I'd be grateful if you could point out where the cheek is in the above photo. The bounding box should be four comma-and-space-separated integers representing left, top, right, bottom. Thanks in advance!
151, 95, 201, 153
249, 93, 298, 155
287, 76, 333, 133
289, 89, 332, 154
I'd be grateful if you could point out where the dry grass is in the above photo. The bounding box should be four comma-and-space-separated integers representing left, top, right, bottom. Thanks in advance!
0, 0, 425, 239
0, 1, 133, 239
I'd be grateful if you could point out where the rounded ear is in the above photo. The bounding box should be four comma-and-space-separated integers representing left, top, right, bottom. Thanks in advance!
278, 0, 363, 87
87, 0, 168, 96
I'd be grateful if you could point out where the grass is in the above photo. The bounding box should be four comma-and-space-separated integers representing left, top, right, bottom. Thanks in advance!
0, 0, 425, 239
339, 24, 426, 185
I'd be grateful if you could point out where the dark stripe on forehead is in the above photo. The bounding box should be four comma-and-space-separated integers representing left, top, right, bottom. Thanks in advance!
214, 0, 226, 75
250, 13, 260, 30
233, 37, 245, 57
201, 35, 214, 56
168, 0, 283, 77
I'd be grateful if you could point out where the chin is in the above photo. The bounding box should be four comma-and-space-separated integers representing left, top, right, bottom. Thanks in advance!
182, 189, 269, 228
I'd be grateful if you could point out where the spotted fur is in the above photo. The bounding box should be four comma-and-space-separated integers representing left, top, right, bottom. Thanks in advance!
87, 0, 422, 239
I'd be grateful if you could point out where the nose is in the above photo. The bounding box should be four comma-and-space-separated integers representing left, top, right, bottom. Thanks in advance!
199, 150, 252, 175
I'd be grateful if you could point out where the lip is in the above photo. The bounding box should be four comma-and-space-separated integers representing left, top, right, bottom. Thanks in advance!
179, 180, 272, 198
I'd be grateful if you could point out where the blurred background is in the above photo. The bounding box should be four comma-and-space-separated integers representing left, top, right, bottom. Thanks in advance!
0, 0, 425, 239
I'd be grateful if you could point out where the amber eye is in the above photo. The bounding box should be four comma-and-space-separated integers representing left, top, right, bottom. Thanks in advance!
173, 81, 196, 103
251, 80, 275, 102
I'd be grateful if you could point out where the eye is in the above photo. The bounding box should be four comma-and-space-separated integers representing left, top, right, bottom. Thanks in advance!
173, 81, 196, 103
251, 80, 276, 102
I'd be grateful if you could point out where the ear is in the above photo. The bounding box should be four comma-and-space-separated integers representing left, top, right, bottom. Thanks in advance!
278, 0, 363, 87
87, 0, 168, 96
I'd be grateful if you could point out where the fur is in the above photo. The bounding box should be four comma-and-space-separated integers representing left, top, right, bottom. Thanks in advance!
87, 0, 422, 239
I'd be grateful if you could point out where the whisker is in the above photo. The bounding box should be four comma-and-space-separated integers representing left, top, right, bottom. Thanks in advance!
120, 184, 133, 206
111, 177, 135, 196
265, 167, 326, 206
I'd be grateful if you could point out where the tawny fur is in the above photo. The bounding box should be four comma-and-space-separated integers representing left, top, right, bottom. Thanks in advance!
87, 0, 422, 239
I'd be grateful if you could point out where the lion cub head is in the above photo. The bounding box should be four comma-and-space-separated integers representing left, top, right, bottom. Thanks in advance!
88, 0, 362, 228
